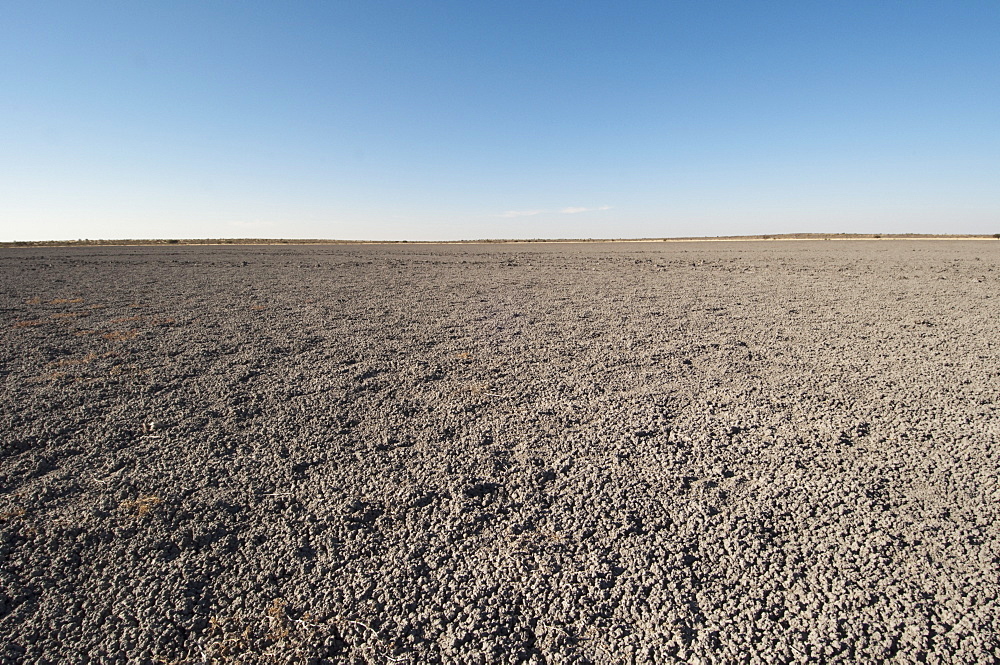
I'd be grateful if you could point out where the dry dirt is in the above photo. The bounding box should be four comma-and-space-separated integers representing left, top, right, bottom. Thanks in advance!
1, 240, 998, 664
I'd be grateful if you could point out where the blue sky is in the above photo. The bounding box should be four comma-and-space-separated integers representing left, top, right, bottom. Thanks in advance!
2, 1, 998, 241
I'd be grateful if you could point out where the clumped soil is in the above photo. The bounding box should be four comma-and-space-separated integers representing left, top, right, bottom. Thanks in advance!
1, 240, 998, 664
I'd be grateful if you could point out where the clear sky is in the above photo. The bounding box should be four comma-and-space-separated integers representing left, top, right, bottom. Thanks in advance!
2, 1, 998, 241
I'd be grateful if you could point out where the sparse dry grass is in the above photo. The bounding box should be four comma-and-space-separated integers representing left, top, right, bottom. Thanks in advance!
13, 320, 45, 328
47, 351, 115, 368
194, 599, 321, 662
108, 363, 152, 377
19, 296, 83, 305
49, 353, 93, 368
103, 330, 140, 341
120, 495, 162, 517
31, 370, 71, 383
1, 501, 35, 542
0, 506, 27, 521
186, 599, 405, 664
51, 312, 89, 320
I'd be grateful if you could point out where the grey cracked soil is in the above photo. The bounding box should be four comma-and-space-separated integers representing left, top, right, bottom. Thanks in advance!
1, 240, 998, 664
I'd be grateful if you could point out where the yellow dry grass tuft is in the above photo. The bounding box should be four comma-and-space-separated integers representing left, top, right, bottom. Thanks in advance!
266, 598, 292, 641
120, 495, 162, 517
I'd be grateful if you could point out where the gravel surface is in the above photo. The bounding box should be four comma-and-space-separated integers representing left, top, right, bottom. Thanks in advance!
1, 240, 998, 664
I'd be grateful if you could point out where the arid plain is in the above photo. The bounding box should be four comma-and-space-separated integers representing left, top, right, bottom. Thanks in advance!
2, 240, 998, 663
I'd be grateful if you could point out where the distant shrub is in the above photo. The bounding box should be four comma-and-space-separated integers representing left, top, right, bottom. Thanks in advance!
166, 239, 180, 244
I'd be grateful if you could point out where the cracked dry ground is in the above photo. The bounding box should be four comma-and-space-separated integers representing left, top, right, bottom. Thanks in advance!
1, 240, 998, 664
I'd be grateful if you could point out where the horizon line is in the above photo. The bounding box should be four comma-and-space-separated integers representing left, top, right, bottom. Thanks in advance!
2, 232, 999, 248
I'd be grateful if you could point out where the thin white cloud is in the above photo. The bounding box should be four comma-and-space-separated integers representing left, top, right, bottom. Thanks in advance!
497, 210, 543, 218
498, 205, 612, 218
560, 205, 612, 214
